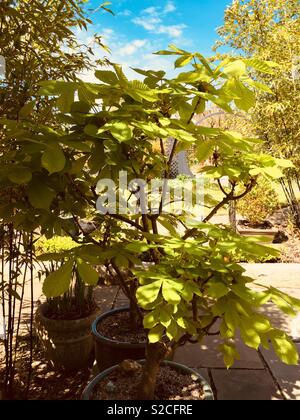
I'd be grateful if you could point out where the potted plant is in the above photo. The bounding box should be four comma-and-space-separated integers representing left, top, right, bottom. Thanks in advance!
35, 236, 100, 371
236, 178, 280, 242
4, 47, 300, 399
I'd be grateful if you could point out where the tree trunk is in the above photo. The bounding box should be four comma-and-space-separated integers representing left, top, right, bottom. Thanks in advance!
229, 201, 237, 233
138, 342, 168, 400
280, 177, 300, 229
129, 297, 142, 330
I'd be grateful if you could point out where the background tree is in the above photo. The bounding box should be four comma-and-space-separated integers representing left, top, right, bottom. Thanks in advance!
0, 0, 109, 123
215, 0, 300, 226
0, 0, 109, 396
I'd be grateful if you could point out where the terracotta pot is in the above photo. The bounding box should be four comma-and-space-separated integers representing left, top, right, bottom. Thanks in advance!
36, 303, 98, 372
82, 360, 214, 400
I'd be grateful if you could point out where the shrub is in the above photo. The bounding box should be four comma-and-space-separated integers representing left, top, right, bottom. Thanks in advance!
35, 236, 96, 320
237, 179, 279, 225
35, 235, 80, 256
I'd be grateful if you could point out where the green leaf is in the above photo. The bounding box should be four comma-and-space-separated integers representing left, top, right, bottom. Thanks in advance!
262, 167, 284, 179
270, 331, 299, 365
136, 280, 163, 309
220, 321, 235, 339
176, 71, 212, 84
223, 60, 247, 77
144, 310, 160, 330
95, 70, 119, 85
271, 294, 297, 317
244, 58, 279, 75
251, 315, 272, 334
105, 121, 133, 142
19, 101, 35, 118
43, 260, 74, 298
220, 343, 240, 369
270, 287, 300, 311
181, 280, 202, 303
240, 318, 261, 350
243, 78, 273, 94
71, 101, 91, 114
8, 167, 32, 185
224, 306, 239, 332
207, 281, 230, 299
114, 254, 129, 268
196, 141, 214, 162
77, 260, 99, 286
42, 145, 66, 174
56, 88, 77, 113
159, 307, 172, 328
154, 50, 181, 56
148, 324, 165, 344
28, 179, 56, 210
84, 124, 100, 137
233, 81, 256, 111
166, 320, 179, 340
162, 279, 183, 305
175, 55, 194, 68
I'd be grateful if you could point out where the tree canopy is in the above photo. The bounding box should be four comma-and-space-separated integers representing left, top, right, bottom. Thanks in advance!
215, 0, 300, 168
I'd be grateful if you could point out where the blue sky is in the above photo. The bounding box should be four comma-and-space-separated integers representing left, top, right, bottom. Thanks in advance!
80, 0, 232, 79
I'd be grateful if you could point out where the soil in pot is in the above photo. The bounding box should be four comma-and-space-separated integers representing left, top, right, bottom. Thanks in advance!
97, 310, 147, 344
89, 362, 207, 400
93, 308, 175, 372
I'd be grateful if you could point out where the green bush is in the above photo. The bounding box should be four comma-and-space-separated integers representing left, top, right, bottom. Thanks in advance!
237, 179, 279, 225
36, 236, 96, 320
35, 235, 80, 256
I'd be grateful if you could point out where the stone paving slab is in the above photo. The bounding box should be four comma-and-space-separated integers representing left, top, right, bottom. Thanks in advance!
174, 337, 264, 370
197, 368, 210, 385
243, 264, 300, 341
211, 369, 283, 400
114, 288, 129, 309
260, 344, 300, 400
243, 263, 300, 289
259, 302, 300, 341
94, 285, 119, 314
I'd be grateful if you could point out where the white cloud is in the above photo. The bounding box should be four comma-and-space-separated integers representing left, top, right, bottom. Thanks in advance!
118, 9, 132, 17
119, 39, 147, 56
132, 16, 161, 31
75, 3, 186, 83
102, 28, 114, 40
143, 6, 158, 15
132, 1, 185, 39
158, 24, 186, 38
164, 1, 176, 13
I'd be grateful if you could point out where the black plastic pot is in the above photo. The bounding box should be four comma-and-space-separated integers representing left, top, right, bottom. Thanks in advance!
82, 360, 214, 400
92, 307, 147, 372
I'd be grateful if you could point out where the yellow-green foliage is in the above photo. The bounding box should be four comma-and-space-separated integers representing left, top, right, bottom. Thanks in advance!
237, 179, 279, 224
35, 236, 80, 256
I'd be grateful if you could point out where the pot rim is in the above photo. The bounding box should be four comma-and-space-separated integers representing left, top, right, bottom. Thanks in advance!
37, 302, 98, 324
92, 307, 146, 349
82, 359, 214, 400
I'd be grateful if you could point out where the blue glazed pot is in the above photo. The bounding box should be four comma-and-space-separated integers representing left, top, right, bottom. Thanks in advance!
82, 359, 214, 400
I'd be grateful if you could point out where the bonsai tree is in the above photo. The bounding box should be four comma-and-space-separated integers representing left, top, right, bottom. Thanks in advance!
2, 46, 299, 399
